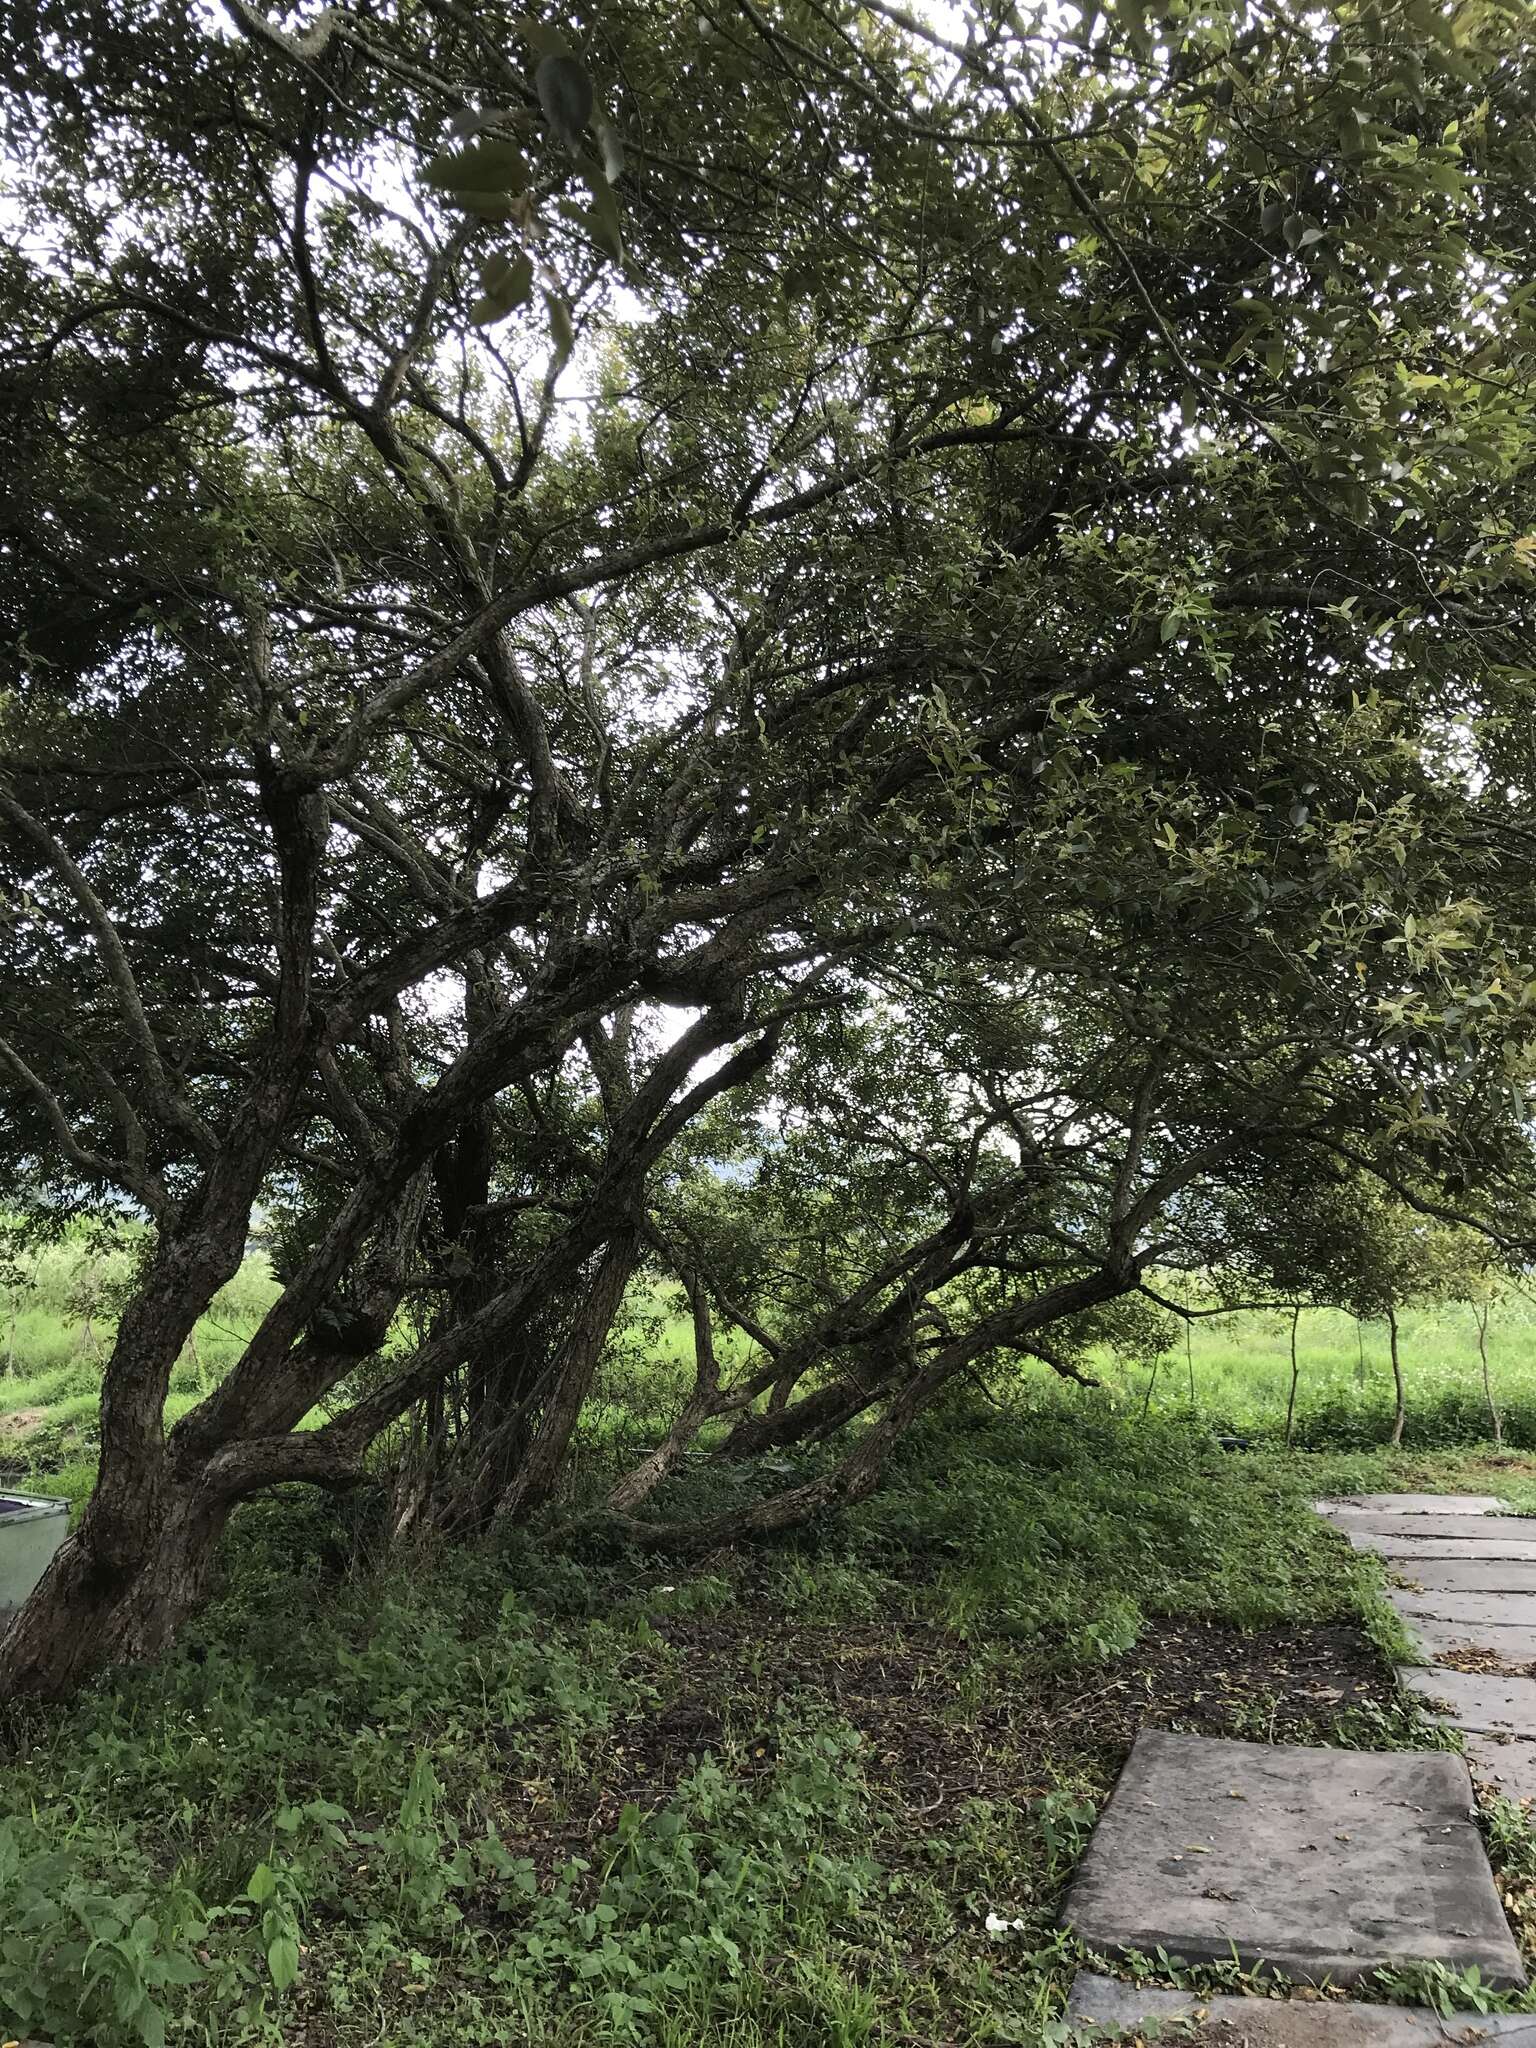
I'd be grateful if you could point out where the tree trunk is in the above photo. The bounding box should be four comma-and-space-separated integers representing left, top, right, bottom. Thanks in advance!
612, 1264, 1137, 1552
609, 1274, 720, 1513
494, 1230, 638, 1524
1284, 1304, 1302, 1449
0, 1477, 232, 1700
1387, 1306, 1405, 1446
718, 1352, 901, 1459
1476, 1303, 1501, 1446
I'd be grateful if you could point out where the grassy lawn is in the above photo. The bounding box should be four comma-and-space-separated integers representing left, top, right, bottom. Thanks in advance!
8, 1271, 1536, 2043
1093, 1293, 1536, 1450
6, 1398, 1531, 2048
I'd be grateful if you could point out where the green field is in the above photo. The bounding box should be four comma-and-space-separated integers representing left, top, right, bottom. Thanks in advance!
1088, 1294, 1536, 1449
0, 1402, 1499, 2048
12, 1251, 1536, 2042
6, 1248, 1536, 1498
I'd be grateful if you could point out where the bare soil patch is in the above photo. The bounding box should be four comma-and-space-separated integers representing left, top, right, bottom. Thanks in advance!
499, 1611, 1399, 1871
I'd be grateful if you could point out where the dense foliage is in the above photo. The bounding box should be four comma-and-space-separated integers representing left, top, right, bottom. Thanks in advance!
2, 0, 1536, 1691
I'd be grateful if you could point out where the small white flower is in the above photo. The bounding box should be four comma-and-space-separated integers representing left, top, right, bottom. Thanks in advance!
984, 1910, 1027, 1935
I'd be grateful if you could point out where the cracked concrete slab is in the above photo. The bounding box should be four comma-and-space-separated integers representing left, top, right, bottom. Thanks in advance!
1385, 1558, 1536, 1595
1463, 1732, 1536, 1804
1397, 1613, 1536, 1664
1065, 1973, 1536, 2041
1058, 1729, 1524, 1988
1390, 1588, 1536, 1628
1335, 1514, 1536, 1544
1401, 1665, 1536, 1738
1351, 1536, 1536, 1562
1316, 1494, 1507, 1517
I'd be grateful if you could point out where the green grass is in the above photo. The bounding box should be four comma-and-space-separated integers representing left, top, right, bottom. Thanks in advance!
0, 1403, 1445, 2048
0, 1249, 281, 1483
9, 1247, 1536, 1479
8, 1261, 1536, 2041
1091, 1293, 1536, 1450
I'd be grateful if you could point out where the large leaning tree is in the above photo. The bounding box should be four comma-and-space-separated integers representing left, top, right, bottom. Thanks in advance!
2, 0, 1535, 1696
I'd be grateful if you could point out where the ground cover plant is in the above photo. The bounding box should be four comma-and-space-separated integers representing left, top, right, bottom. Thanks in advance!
11, 1287, 1536, 2043
0, 1402, 1437, 2048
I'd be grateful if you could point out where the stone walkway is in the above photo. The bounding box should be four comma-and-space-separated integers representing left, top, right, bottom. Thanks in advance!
1067, 1975, 1536, 2041
1322, 1490, 1536, 1802
1057, 1490, 1536, 2040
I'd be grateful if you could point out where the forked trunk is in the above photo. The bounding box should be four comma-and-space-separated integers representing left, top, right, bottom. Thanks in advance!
719, 1351, 900, 1459
1283, 1304, 1302, 1449
0, 1481, 231, 1701
1387, 1306, 1405, 1447
1476, 1303, 1501, 1446
495, 1230, 638, 1524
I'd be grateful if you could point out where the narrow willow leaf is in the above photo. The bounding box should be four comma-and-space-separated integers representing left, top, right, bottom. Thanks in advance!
583, 176, 624, 263
594, 116, 626, 184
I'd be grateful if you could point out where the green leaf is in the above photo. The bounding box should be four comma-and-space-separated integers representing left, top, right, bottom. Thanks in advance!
134, 1997, 167, 2048
443, 191, 523, 220
247, 1862, 276, 1905
473, 250, 535, 324
1337, 106, 1368, 160
516, 16, 575, 58
594, 117, 626, 184
545, 290, 575, 360
537, 53, 594, 158
1114, 0, 1151, 56
582, 176, 625, 263
424, 139, 528, 193
267, 1935, 300, 1992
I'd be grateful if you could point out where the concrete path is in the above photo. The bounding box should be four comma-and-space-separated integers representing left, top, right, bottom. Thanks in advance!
1322, 1490, 1536, 1802
1319, 1493, 1507, 1516
1059, 1491, 1536, 2040
1060, 1728, 1524, 1988
1068, 1973, 1536, 2041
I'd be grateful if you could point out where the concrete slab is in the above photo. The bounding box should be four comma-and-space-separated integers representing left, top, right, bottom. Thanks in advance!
1390, 1588, 1536, 1628
1066, 1973, 1536, 2042
1059, 1729, 1524, 1988
1401, 1665, 1536, 1739
1398, 1614, 1536, 1665
1351, 1535, 1536, 1562
1318, 1494, 1507, 1517
1336, 1514, 1536, 1544
1464, 1733, 1536, 1805
1386, 1559, 1536, 1595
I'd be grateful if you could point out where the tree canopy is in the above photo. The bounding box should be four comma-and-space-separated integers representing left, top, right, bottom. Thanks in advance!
2, 0, 1536, 1695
